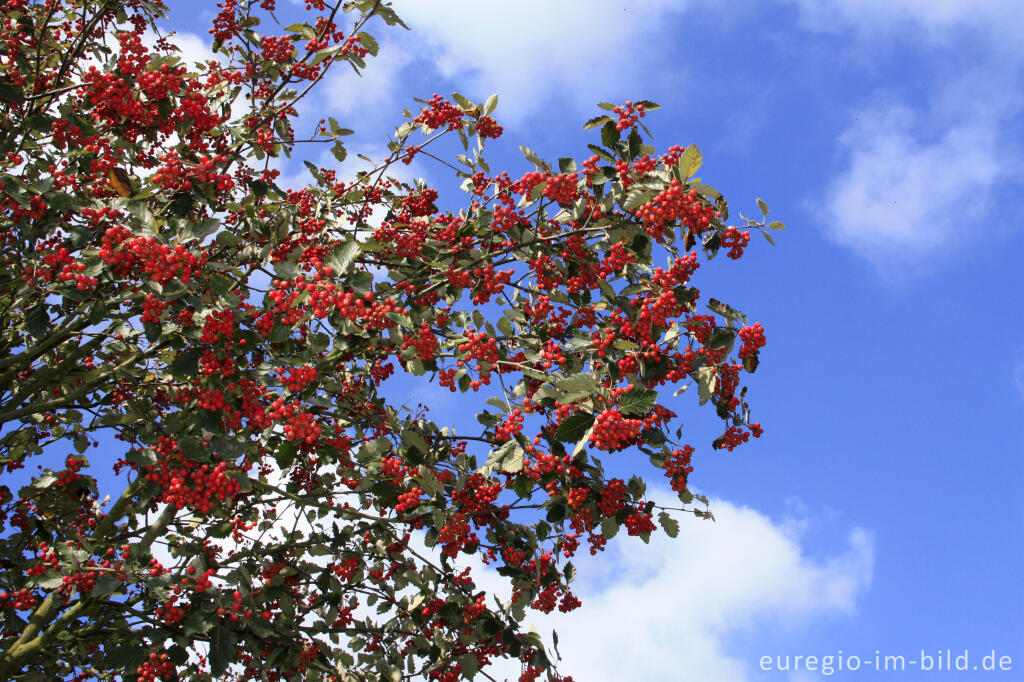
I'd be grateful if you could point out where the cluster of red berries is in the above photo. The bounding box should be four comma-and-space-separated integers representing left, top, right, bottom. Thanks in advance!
634, 179, 716, 239
26, 541, 60, 577
539, 340, 566, 370
199, 309, 235, 344
451, 473, 501, 515
717, 425, 751, 451
260, 34, 295, 62
663, 446, 694, 493
567, 487, 589, 510
55, 455, 85, 488
613, 100, 645, 131
57, 569, 97, 593
589, 408, 645, 451
402, 188, 439, 217
267, 398, 323, 445
135, 652, 176, 682
401, 324, 439, 361
146, 460, 241, 514
598, 241, 635, 277
276, 365, 318, 393
738, 322, 766, 359
623, 508, 656, 536
395, 487, 424, 513
721, 226, 750, 259
596, 479, 627, 517
542, 172, 580, 205
0, 588, 37, 610
414, 94, 464, 130
475, 115, 503, 139
141, 293, 169, 324
100, 228, 204, 285
494, 409, 524, 442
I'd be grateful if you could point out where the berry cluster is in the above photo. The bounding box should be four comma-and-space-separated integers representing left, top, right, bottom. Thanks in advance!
738, 322, 766, 359
276, 365, 318, 393
401, 324, 439, 362
475, 115, 503, 139
414, 94, 464, 130
721, 226, 750, 259
589, 408, 644, 451
612, 100, 646, 131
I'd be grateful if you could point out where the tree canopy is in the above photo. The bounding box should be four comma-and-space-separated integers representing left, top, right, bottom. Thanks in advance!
0, 0, 782, 680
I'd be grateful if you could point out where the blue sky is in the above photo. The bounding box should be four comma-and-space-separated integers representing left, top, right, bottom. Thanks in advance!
148, 1, 1024, 679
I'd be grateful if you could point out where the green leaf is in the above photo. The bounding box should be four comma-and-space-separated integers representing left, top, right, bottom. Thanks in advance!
619, 387, 657, 416
25, 304, 48, 338
519, 145, 547, 170
546, 500, 567, 523
326, 117, 353, 137
555, 374, 597, 395
357, 31, 379, 56
555, 413, 594, 443
327, 240, 361, 274
483, 93, 499, 116
596, 102, 617, 111
190, 217, 220, 240
677, 145, 702, 179
275, 442, 297, 469
601, 515, 619, 539
707, 328, 736, 352
689, 181, 722, 200
209, 623, 237, 676
587, 144, 615, 162
104, 643, 145, 669
331, 140, 347, 163
696, 366, 717, 405
274, 259, 298, 280
600, 121, 620, 150
583, 115, 613, 130
401, 429, 430, 461
658, 511, 680, 538
170, 347, 201, 378
622, 189, 655, 212
707, 298, 747, 324
0, 81, 24, 104
756, 197, 769, 216
627, 127, 642, 159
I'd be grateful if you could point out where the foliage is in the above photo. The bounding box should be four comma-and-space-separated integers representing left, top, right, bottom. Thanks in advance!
0, 0, 782, 680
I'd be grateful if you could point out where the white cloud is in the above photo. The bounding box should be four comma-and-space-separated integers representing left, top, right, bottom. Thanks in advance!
388, 0, 695, 122
321, 38, 414, 120
820, 100, 1003, 273
459, 493, 873, 682
783, 0, 1024, 53
1014, 356, 1024, 400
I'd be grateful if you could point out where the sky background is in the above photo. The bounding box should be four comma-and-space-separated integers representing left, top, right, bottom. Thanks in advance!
145, 1, 1024, 679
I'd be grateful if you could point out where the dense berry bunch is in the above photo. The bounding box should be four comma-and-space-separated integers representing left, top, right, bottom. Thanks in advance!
414, 94, 465, 130
613, 100, 646, 131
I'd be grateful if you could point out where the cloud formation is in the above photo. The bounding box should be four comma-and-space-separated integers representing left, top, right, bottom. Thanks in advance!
820, 101, 1002, 272
783, 0, 1024, 51
463, 494, 874, 681
388, 0, 693, 122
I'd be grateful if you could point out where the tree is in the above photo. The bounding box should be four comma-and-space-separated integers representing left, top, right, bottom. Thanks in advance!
0, 0, 783, 680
